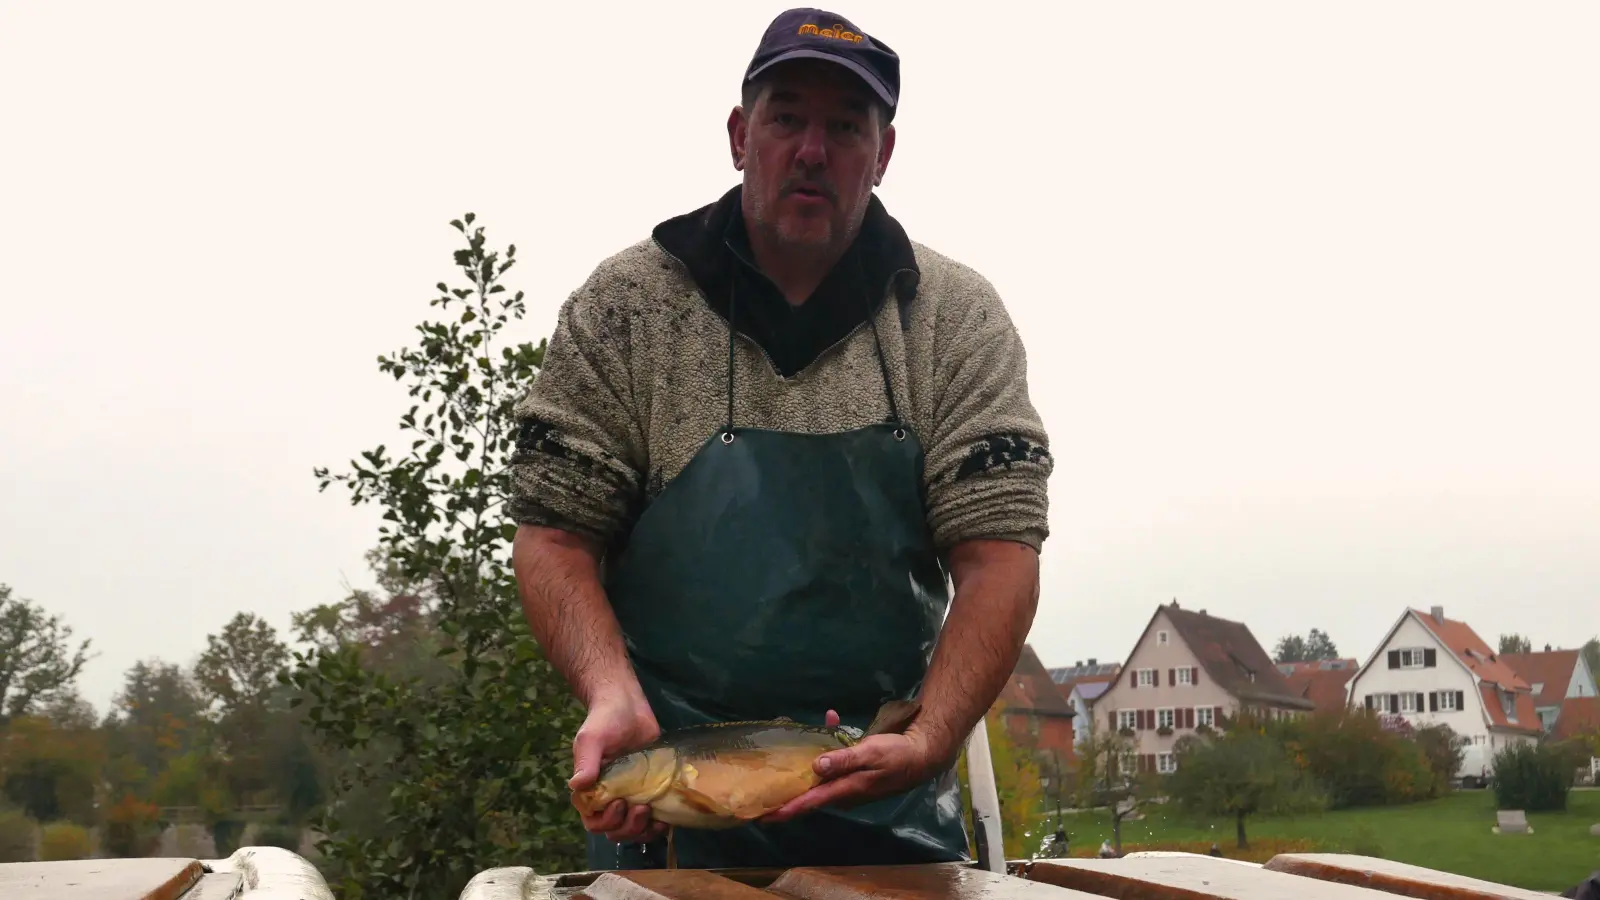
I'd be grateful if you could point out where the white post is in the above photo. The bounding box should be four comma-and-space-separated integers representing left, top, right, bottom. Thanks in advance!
963, 716, 1006, 873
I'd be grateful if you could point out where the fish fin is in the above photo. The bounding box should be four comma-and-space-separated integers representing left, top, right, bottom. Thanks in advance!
865, 699, 922, 737
674, 784, 726, 816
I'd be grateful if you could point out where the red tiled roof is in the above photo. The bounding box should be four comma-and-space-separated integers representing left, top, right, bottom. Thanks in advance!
1286, 668, 1357, 714
999, 644, 1076, 717
1163, 605, 1313, 709
1552, 696, 1600, 743
1477, 682, 1543, 735
1409, 609, 1529, 692
1499, 650, 1580, 708
1055, 671, 1120, 695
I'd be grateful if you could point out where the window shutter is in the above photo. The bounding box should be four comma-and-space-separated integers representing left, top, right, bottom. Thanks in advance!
1168, 668, 1176, 686
1416, 693, 1425, 712
1214, 705, 1224, 725
1389, 694, 1398, 714
1429, 692, 1438, 712
1365, 694, 1374, 710
1388, 650, 1401, 669
1129, 669, 1138, 690
1424, 648, 1437, 667
1184, 707, 1195, 728
1455, 690, 1465, 710
1191, 666, 1201, 685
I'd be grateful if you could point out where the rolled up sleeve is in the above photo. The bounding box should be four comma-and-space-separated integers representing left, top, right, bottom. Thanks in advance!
507, 269, 647, 545
922, 271, 1053, 553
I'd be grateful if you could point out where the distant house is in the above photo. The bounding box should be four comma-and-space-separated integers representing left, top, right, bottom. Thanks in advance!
997, 644, 1077, 763
1094, 601, 1314, 775
1347, 605, 1541, 786
1499, 645, 1599, 733
1048, 659, 1122, 748
1285, 666, 1359, 715
1550, 696, 1600, 781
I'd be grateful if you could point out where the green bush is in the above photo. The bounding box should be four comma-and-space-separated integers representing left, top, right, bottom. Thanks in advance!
253, 823, 302, 851
0, 807, 38, 863
1271, 708, 1439, 808
39, 822, 92, 860
1492, 740, 1573, 811
1411, 723, 1468, 795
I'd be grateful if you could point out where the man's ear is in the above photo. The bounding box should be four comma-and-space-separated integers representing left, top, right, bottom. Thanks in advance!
874, 123, 896, 186
728, 106, 749, 171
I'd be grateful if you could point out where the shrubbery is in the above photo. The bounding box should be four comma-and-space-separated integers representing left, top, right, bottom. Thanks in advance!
39, 821, 92, 860
0, 807, 37, 863
253, 823, 303, 851
1491, 741, 1574, 811
101, 794, 162, 858
1268, 708, 1447, 808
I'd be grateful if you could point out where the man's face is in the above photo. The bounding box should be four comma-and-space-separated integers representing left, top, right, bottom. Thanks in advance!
730, 60, 895, 254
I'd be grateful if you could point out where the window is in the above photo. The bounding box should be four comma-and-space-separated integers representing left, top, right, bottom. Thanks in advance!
1176, 667, 1194, 686
1118, 753, 1137, 777
1196, 707, 1214, 727
1157, 630, 1170, 646
1138, 668, 1156, 687
1532, 682, 1544, 695
1156, 752, 1177, 774
1399, 648, 1427, 668
1499, 689, 1515, 719
1157, 708, 1175, 730
1118, 710, 1137, 730
1438, 691, 1460, 712
1400, 693, 1417, 713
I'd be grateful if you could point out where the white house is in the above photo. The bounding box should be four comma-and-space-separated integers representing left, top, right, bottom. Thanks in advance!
1347, 605, 1541, 786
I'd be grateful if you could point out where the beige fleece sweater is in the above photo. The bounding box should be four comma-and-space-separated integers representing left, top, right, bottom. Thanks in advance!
507, 235, 1053, 555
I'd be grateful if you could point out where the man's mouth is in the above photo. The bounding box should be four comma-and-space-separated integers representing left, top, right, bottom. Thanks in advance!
788, 184, 831, 202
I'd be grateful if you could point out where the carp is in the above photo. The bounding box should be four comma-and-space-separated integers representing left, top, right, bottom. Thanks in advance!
572, 699, 922, 831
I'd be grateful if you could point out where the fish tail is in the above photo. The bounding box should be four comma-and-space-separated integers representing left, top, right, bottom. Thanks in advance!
864, 699, 922, 737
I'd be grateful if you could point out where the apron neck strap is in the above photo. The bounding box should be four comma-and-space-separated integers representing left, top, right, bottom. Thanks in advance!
725, 274, 903, 435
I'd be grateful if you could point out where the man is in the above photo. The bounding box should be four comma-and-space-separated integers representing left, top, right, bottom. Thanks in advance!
509, 7, 1052, 871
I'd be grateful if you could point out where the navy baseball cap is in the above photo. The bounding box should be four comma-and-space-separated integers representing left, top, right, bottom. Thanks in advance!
743, 8, 900, 121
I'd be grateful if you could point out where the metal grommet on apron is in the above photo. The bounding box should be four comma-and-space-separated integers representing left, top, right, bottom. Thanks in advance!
587, 280, 970, 871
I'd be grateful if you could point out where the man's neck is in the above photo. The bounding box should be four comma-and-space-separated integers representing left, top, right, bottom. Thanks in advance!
743, 220, 853, 307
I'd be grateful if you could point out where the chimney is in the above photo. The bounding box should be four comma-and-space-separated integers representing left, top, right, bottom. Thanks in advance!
1544, 644, 1552, 652
1075, 660, 1083, 667
1088, 658, 1098, 666
1430, 605, 1444, 623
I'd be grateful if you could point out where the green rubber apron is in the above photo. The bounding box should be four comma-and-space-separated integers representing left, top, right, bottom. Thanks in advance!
585, 283, 971, 871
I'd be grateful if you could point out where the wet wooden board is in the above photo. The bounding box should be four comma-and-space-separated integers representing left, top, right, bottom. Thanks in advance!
770, 863, 1106, 898
0, 859, 206, 900
577, 869, 779, 899
1022, 855, 1401, 900
1261, 854, 1557, 900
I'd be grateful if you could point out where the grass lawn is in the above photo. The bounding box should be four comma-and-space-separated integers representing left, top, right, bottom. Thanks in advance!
1039, 789, 1600, 893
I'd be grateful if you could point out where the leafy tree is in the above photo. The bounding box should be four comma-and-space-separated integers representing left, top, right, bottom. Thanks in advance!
0, 715, 104, 826
1167, 727, 1327, 849
283, 214, 586, 900
1582, 637, 1599, 691
0, 585, 93, 722
956, 701, 1043, 861
1498, 633, 1533, 655
1273, 628, 1340, 664
101, 659, 208, 798
1070, 729, 1159, 854
195, 613, 290, 713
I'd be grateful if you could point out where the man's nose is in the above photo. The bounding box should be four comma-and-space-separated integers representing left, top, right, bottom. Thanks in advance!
794, 122, 828, 168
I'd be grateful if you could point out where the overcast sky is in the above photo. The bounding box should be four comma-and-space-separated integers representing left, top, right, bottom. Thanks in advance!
2, 2, 1596, 715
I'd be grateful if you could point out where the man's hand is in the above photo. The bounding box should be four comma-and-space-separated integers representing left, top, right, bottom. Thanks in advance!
760, 713, 955, 824
568, 690, 667, 843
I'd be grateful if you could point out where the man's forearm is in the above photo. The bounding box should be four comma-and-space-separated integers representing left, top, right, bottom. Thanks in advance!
906, 538, 1040, 764
512, 524, 642, 708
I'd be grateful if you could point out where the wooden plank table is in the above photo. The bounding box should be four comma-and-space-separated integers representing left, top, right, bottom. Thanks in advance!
1261, 853, 1564, 900
1020, 854, 1410, 900
0, 859, 206, 900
